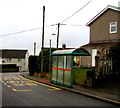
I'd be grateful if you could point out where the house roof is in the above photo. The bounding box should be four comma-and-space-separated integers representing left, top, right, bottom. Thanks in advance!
81, 42, 116, 47
0, 49, 28, 58
87, 5, 120, 26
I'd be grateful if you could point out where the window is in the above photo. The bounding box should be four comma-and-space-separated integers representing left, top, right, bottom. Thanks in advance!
110, 22, 117, 33
7, 58, 11, 61
18, 58, 22, 62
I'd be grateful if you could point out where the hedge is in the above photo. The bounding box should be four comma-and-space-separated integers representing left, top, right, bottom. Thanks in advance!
29, 48, 58, 76
38, 48, 58, 73
28, 55, 39, 76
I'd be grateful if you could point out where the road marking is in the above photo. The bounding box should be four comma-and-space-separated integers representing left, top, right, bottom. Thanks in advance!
4, 83, 7, 85
1, 77, 32, 92
12, 89, 17, 91
6, 85, 11, 88
2, 75, 61, 91
18, 75, 62, 90
12, 88, 32, 92
9, 77, 12, 80
1, 80, 11, 88
18, 75, 26, 79
26, 78, 61, 90
10, 81, 15, 83
47, 88, 61, 91
15, 90, 32, 91
4, 77, 7, 80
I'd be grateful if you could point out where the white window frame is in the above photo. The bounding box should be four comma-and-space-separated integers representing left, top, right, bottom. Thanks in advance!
110, 22, 117, 34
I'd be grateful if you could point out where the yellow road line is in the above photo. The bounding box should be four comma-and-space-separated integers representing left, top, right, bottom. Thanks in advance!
18, 75, 27, 80
1, 77, 32, 92
4, 83, 7, 85
4, 77, 7, 80
12, 89, 17, 91
47, 89, 61, 91
12, 88, 32, 92
10, 81, 15, 83
15, 90, 32, 91
18, 75, 62, 90
29, 79, 61, 90
9, 77, 12, 80
6, 85, 11, 88
1, 80, 11, 88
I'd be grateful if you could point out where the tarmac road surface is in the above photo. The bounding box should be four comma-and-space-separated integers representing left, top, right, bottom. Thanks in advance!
1, 72, 116, 107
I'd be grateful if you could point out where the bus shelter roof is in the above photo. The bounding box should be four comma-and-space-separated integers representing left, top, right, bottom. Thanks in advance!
51, 48, 91, 56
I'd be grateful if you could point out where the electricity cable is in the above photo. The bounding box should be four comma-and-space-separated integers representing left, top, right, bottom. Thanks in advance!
0, 0, 92, 37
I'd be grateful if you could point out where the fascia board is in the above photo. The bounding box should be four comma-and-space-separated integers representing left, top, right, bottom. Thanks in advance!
86, 5, 120, 26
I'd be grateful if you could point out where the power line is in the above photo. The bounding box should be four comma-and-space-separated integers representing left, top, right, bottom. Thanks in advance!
0, 24, 57, 37
0, 23, 88, 38
49, 23, 88, 38
61, 0, 92, 23
50, 0, 92, 38
0, 27, 41, 37
0, 0, 92, 38
60, 23, 88, 27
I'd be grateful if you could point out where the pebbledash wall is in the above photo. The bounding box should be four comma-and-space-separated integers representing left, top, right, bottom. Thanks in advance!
1, 50, 29, 72
81, 5, 120, 67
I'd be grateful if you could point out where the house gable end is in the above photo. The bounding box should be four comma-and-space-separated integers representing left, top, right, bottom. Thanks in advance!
87, 5, 120, 26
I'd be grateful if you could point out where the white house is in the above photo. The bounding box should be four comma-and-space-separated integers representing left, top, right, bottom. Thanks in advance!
1, 49, 29, 72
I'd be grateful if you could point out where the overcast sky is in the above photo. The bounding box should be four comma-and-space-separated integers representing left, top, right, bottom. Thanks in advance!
0, 0, 120, 55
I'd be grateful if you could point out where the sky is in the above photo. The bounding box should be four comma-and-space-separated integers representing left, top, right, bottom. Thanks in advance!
0, 0, 120, 55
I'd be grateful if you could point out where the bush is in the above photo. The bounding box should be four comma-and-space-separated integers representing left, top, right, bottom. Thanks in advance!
28, 48, 58, 76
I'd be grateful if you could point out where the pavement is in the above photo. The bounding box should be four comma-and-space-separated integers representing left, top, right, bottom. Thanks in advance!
20, 72, 120, 106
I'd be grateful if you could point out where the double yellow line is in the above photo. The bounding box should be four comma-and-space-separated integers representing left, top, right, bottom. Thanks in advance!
18, 75, 62, 91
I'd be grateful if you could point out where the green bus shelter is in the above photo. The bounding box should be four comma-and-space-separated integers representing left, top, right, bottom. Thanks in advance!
51, 48, 91, 87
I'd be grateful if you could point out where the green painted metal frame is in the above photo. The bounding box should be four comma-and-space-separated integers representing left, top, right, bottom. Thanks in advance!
51, 48, 91, 87
51, 53, 91, 56
51, 55, 73, 87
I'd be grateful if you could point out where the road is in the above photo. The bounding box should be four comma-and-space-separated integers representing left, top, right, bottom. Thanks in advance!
1, 72, 116, 107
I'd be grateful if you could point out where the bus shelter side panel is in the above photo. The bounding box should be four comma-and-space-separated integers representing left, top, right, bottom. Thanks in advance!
51, 56, 57, 82
57, 56, 64, 84
64, 56, 72, 86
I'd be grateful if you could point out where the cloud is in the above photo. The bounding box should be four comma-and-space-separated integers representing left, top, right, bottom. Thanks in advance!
0, 0, 120, 55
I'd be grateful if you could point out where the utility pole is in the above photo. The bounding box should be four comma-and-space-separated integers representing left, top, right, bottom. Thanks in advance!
57, 23, 60, 48
41, 6, 45, 74
34, 42, 36, 56
49, 39, 51, 72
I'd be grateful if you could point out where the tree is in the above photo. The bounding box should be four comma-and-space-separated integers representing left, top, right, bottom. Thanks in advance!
38, 48, 58, 73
